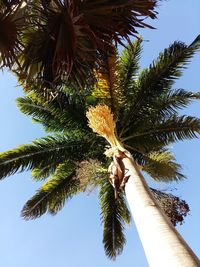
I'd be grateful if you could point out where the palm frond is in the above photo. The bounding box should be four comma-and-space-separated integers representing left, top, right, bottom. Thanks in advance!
122, 36, 200, 129
17, 0, 98, 88
0, 1, 25, 68
92, 53, 124, 114
138, 35, 200, 98
16, 90, 87, 132
12, 0, 158, 89
124, 89, 200, 133
81, 0, 158, 45
119, 38, 142, 98
123, 115, 200, 147
31, 163, 58, 181
142, 89, 200, 119
99, 177, 131, 260
0, 133, 95, 180
17, 96, 62, 130
143, 150, 185, 182
21, 162, 79, 219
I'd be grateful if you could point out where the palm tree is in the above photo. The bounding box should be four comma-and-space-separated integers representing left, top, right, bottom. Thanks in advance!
0, 37, 200, 264
0, 0, 158, 89
0, 0, 26, 68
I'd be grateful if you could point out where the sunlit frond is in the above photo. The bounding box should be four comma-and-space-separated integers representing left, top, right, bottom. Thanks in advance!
143, 150, 185, 182
123, 116, 200, 150
0, 26, 199, 262
0, 134, 94, 180
121, 36, 200, 130
141, 89, 200, 120
31, 163, 58, 181
21, 163, 79, 219
17, 90, 87, 132
92, 54, 124, 113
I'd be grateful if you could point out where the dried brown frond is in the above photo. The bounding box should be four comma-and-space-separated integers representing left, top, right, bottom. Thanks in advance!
80, 0, 158, 47
0, 2, 25, 68
75, 159, 105, 193
151, 188, 190, 226
11, 0, 158, 90
16, 0, 100, 89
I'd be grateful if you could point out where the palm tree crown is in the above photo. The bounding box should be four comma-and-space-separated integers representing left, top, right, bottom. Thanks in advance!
0, 36, 200, 259
0, 0, 158, 89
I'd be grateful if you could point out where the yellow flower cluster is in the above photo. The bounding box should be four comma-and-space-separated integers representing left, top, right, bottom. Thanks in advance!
86, 104, 124, 152
86, 104, 115, 143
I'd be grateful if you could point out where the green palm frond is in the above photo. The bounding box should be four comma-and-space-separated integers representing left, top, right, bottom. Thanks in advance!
0, 133, 95, 180
1, 29, 200, 261
119, 38, 142, 98
120, 88, 200, 141
17, 91, 87, 132
123, 116, 200, 148
31, 163, 58, 181
99, 178, 131, 260
122, 36, 200, 128
21, 162, 79, 219
123, 89, 200, 131
138, 36, 200, 97
144, 89, 200, 119
17, 96, 62, 130
143, 150, 185, 182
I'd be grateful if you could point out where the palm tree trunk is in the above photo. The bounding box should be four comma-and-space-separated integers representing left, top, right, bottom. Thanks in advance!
123, 156, 199, 267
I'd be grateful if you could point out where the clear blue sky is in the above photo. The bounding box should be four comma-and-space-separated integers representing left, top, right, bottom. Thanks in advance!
0, 1, 200, 266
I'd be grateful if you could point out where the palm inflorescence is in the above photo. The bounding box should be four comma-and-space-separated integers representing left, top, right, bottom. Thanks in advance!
0, 37, 200, 259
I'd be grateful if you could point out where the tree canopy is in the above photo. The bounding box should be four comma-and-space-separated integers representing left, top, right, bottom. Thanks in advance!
0, 0, 158, 89
0, 37, 199, 259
